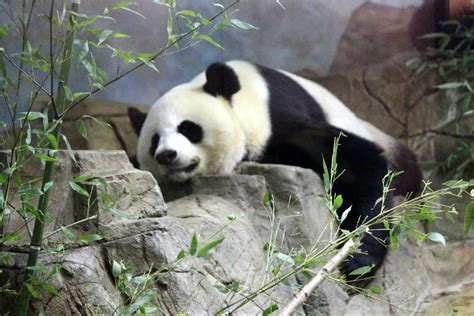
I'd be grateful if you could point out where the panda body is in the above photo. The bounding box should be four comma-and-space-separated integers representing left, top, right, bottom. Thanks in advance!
129, 60, 422, 283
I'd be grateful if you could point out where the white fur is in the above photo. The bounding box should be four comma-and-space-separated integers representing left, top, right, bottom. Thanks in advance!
279, 70, 374, 142
137, 60, 397, 183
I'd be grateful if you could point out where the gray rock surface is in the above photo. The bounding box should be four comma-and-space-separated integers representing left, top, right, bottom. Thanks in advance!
2, 151, 473, 315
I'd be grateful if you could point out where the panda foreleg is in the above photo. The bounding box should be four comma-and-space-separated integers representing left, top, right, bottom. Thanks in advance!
334, 133, 392, 287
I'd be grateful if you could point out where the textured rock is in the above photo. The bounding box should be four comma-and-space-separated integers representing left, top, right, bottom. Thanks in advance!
0, 150, 165, 250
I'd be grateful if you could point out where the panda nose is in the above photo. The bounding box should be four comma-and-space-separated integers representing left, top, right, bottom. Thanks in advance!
156, 150, 177, 165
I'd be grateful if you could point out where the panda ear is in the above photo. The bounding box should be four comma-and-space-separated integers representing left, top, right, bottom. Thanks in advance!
127, 107, 147, 136
203, 62, 241, 100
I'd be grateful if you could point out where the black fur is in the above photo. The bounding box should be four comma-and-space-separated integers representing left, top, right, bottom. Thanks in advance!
178, 120, 204, 143
149, 133, 160, 158
256, 64, 391, 283
263, 127, 390, 284
128, 107, 147, 135
256, 64, 327, 140
203, 63, 241, 100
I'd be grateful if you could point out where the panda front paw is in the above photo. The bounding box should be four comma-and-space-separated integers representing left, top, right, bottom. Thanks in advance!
339, 253, 382, 289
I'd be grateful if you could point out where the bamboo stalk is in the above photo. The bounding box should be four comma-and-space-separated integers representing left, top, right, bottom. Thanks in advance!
17, 2, 79, 314
280, 239, 355, 316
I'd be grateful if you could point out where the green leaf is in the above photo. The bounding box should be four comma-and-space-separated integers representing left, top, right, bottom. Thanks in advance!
112, 1, 132, 10
189, 232, 198, 255
349, 264, 374, 276
76, 119, 88, 140
137, 57, 159, 73
26, 283, 42, 299
43, 181, 54, 193
72, 175, 95, 183
322, 158, 330, 192
176, 250, 186, 261
97, 30, 113, 45
35, 153, 58, 162
63, 85, 73, 101
61, 226, 76, 241
112, 260, 122, 277
262, 303, 279, 316
0, 24, 11, 38
196, 34, 224, 50
339, 206, 352, 224
20, 111, 47, 121
41, 282, 59, 296
69, 181, 89, 197
463, 201, 474, 236
113, 33, 130, 38
427, 232, 446, 246
213, 283, 230, 294
109, 207, 131, 219
334, 194, 343, 210
418, 32, 447, 39
47, 134, 59, 150
229, 18, 258, 30
197, 236, 225, 258
275, 252, 294, 265
78, 234, 103, 243
437, 82, 463, 90
262, 192, 270, 203
370, 285, 382, 294
177, 10, 197, 17
61, 135, 78, 164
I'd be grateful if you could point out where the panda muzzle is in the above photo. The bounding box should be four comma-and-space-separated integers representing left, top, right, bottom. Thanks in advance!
165, 158, 200, 173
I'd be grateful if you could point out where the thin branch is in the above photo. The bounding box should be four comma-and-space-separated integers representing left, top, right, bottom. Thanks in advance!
0, 50, 51, 96
49, 0, 59, 118
407, 129, 474, 139
280, 239, 355, 315
58, 0, 241, 120
362, 68, 406, 128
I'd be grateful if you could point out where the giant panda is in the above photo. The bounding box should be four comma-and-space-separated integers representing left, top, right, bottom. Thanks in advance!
128, 60, 422, 284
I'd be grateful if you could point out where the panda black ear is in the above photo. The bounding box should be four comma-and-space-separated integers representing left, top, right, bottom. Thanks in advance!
127, 107, 147, 136
203, 62, 241, 100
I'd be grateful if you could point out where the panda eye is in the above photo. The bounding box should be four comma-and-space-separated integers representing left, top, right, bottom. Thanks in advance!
178, 120, 203, 143
149, 133, 160, 157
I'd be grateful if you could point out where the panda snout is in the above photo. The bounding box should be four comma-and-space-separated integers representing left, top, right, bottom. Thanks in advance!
156, 150, 178, 165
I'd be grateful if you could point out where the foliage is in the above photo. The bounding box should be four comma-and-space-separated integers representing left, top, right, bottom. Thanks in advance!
0, 0, 255, 314
410, 16, 474, 178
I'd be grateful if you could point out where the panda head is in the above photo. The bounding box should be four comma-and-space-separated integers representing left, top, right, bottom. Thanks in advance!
128, 63, 247, 182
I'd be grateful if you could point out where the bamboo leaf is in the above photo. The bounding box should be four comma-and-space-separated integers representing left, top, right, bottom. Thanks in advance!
229, 18, 258, 30
427, 232, 446, 246
349, 264, 374, 276
61, 226, 77, 241
196, 34, 224, 50
61, 135, 78, 164
189, 232, 198, 255
464, 201, 474, 236
197, 236, 225, 258
76, 119, 88, 140
262, 304, 279, 316
78, 234, 103, 243
334, 194, 343, 210
69, 182, 89, 197
35, 153, 58, 162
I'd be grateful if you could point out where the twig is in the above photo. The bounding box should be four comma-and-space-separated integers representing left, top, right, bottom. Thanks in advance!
407, 129, 474, 139
0, 50, 51, 96
58, 0, 241, 119
280, 239, 355, 316
362, 68, 406, 128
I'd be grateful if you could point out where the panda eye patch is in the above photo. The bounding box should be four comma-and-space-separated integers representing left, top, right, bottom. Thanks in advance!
149, 133, 160, 157
178, 120, 203, 143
